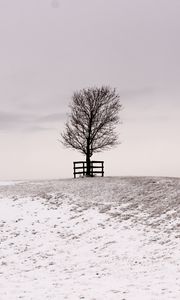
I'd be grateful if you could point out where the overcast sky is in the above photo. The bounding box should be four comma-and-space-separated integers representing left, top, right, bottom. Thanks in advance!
0, 0, 180, 180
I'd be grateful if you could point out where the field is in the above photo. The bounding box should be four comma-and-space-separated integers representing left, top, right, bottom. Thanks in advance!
0, 177, 180, 299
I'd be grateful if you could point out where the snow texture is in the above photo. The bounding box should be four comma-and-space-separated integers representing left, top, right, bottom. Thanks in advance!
0, 176, 180, 299
0, 181, 18, 186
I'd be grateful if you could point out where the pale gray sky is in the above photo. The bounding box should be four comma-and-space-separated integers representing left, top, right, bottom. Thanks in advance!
0, 0, 180, 180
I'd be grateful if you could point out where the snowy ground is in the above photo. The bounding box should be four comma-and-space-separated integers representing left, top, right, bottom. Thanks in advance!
0, 176, 180, 300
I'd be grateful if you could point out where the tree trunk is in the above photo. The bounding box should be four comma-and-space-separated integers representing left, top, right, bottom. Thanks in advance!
86, 152, 91, 176
86, 139, 91, 176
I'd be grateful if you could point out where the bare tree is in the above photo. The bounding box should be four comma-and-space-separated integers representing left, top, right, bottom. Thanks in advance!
61, 86, 122, 176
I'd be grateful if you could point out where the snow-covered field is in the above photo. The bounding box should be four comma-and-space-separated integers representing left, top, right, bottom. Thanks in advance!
0, 181, 19, 186
0, 176, 180, 300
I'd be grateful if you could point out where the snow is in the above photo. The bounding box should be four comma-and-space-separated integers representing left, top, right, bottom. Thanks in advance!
0, 177, 180, 299
0, 181, 17, 186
